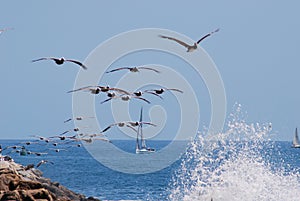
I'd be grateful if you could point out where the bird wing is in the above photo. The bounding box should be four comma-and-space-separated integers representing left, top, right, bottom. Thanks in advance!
141, 122, 157, 127
106, 67, 131, 73
166, 88, 184, 93
108, 87, 131, 95
143, 91, 164, 99
196, 28, 220, 44
159, 35, 191, 48
65, 59, 87, 70
133, 96, 151, 104
67, 86, 96, 93
100, 97, 113, 104
126, 125, 138, 133
64, 118, 72, 123
138, 67, 160, 73
36, 161, 44, 168
101, 125, 113, 133
31, 57, 54, 63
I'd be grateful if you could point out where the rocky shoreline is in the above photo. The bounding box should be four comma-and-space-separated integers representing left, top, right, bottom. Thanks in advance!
0, 156, 100, 201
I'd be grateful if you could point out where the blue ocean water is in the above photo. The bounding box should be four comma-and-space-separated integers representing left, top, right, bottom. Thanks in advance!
1, 138, 300, 201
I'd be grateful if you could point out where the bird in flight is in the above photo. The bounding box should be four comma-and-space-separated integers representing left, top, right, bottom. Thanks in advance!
159, 28, 220, 52
67, 85, 129, 95
64, 116, 95, 123
36, 160, 54, 168
106, 66, 160, 74
31, 57, 87, 70
144, 88, 183, 95
100, 93, 151, 104
102, 121, 156, 133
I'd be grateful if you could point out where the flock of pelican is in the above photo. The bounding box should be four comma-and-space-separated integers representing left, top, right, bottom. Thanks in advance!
1, 27, 219, 168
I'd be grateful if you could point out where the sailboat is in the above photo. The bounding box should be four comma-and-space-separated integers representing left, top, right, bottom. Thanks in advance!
136, 107, 155, 154
292, 128, 300, 148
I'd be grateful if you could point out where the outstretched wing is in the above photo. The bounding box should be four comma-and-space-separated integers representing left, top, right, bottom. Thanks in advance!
100, 97, 113, 104
141, 122, 157, 127
159, 35, 191, 48
106, 67, 131, 73
66, 59, 87, 70
67, 86, 96, 93
31, 57, 55, 63
166, 88, 184, 93
196, 28, 220, 44
138, 67, 160, 73
108, 87, 131, 95
133, 96, 151, 104
143, 91, 164, 99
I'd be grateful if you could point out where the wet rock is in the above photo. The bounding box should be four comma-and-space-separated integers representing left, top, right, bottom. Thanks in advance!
0, 158, 101, 201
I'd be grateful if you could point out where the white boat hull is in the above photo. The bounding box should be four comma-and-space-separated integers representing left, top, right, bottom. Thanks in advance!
136, 148, 155, 154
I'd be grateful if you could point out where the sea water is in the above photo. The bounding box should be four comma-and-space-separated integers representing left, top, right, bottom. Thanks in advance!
168, 105, 300, 201
1, 106, 300, 200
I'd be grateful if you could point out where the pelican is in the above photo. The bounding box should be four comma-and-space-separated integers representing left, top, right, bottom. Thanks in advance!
100, 94, 150, 104
30, 135, 51, 143
80, 137, 111, 143
64, 116, 95, 123
60, 127, 85, 136
133, 91, 163, 99
50, 148, 67, 153
21, 141, 38, 146
67, 85, 130, 95
159, 28, 219, 52
106, 66, 160, 74
81, 133, 106, 138
144, 88, 183, 95
102, 121, 156, 133
3, 145, 23, 150
31, 57, 87, 70
36, 160, 54, 168
27, 151, 47, 156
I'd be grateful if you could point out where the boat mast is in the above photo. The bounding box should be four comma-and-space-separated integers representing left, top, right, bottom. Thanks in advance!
293, 127, 299, 146
140, 107, 147, 149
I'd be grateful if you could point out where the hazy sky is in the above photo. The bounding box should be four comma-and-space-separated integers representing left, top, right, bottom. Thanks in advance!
0, 1, 299, 141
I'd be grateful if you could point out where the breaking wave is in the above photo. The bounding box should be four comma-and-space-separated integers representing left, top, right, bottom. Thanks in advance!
168, 104, 300, 201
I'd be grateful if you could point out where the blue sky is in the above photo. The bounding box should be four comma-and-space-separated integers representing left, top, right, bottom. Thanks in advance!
0, 1, 299, 141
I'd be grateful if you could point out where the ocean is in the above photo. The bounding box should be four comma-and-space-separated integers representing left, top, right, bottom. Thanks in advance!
0, 115, 300, 201
1, 121, 300, 201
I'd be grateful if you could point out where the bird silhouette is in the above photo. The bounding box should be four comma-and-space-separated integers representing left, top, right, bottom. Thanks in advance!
106, 66, 160, 74
36, 160, 54, 168
159, 28, 219, 52
32, 57, 87, 70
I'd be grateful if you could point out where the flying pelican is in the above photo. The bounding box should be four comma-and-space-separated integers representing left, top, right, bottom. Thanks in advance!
30, 135, 51, 143
60, 127, 86, 136
132, 91, 163, 99
80, 137, 111, 143
3, 145, 23, 150
31, 57, 87, 70
100, 93, 151, 104
50, 148, 67, 153
144, 88, 183, 95
67, 85, 130, 95
102, 121, 156, 133
106, 66, 160, 74
36, 160, 54, 168
64, 116, 95, 123
27, 151, 48, 156
81, 133, 106, 138
159, 28, 220, 52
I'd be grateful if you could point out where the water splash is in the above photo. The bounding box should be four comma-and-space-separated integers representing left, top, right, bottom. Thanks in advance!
168, 103, 300, 201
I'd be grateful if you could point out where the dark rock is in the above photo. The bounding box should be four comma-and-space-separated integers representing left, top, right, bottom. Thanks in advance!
0, 159, 101, 201
0, 190, 21, 201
